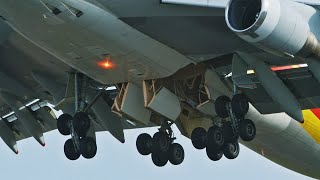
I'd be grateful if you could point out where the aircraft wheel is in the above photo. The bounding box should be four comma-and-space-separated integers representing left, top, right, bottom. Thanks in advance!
57, 114, 72, 136
215, 96, 231, 118
73, 112, 91, 137
231, 94, 249, 119
207, 126, 224, 150
239, 119, 256, 141
222, 121, 239, 143
136, 133, 152, 155
169, 143, 185, 165
80, 137, 97, 159
223, 141, 240, 160
191, 127, 207, 150
64, 139, 80, 160
151, 152, 168, 167
206, 145, 223, 161
152, 131, 170, 154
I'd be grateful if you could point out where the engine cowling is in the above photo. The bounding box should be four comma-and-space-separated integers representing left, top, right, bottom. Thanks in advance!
225, 0, 320, 58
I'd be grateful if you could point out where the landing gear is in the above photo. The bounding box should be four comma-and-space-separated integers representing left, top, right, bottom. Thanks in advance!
191, 127, 207, 150
231, 94, 249, 119
57, 73, 100, 160
216, 94, 255, 142
169, 143, 185, 165
223, 141, 240, 159
151, 152, 168, 167
136, 121, 185, 167
215, 96, 231, 118
191, 93, 255, 162
152, 131, 170, 154
73, 112, 91, 137
207, 126, 224, 149
80, 137, 97, 159
64, 139, 80, 160
239, 119, 256, 141
59, 112, 97, 160
136, 133, 152, 156
222, 122, 239, 143
206, 145, 223, 161
57, 114, 72, 136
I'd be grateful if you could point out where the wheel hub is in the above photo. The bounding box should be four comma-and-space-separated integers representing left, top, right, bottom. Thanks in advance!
247, 124, 254, 136
230, 143, 238, 154
216, 131, 223, 143
175, 149, 182, 158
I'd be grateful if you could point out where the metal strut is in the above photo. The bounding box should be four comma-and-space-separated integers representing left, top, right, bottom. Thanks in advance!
159, 119, 176, 142
72, 73, 90, 153
69, 120, 81, 153
74, 73, 89, 112
227, 101, 240, 136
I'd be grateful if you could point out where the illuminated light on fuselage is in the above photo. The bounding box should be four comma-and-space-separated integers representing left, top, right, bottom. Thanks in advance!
247, 64, 308, 74
98, 60, 114, 70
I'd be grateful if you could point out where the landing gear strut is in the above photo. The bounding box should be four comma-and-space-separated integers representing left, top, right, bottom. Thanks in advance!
136, 121, 185, 167
57, 73, 99, 160
191, 93, 255, 161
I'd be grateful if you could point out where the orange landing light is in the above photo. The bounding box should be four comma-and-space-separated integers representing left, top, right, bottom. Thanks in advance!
98, 60, 114, 70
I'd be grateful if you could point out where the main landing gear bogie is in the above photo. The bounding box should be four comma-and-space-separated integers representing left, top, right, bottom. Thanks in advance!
191, 93, 255, 161
191, 126, 241, 161
57, 73, 103, 160
57, 111, 97, 160
136, 122, 185, 167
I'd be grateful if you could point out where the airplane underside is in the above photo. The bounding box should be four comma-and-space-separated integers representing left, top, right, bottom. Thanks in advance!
0, 0, 319, 179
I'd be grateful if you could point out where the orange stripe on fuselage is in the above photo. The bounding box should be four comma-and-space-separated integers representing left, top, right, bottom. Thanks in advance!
301, 109, 320, 144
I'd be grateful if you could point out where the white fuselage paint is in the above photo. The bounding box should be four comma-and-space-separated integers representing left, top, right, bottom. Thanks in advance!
0, 0, 320, 179
241, 105, 320, 179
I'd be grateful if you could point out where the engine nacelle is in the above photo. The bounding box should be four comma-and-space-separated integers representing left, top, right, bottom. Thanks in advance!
225, 0, 320, 58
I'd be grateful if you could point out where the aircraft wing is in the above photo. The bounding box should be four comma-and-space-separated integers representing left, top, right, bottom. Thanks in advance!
0, 22, 153, 154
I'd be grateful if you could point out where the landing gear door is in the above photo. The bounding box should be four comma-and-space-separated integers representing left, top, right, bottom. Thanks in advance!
113, 83, 152, 125
143, 81, 181, 121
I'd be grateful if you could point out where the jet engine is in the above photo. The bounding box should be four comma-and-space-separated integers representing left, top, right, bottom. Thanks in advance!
225, 0, 320, 58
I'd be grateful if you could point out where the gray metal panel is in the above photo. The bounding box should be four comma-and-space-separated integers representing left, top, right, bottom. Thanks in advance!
242, 67, 320, 114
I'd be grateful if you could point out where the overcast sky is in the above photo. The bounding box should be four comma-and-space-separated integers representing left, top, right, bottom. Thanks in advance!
0, 126, 313, 180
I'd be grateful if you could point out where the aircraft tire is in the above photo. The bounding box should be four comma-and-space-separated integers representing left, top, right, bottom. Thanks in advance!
73, 112, 91, 137
206, 145, 223, 161
191, 127, 207, 150
223, 141, 240, 160
64, 139, 80, 160
169, 143, 184, 165
207, 126, 224, 150
215, 96, 231, 118
239, 119, 256, 141
151, 152, 168, 167
136, 133, 152, 155
57, 114, 72, 136
80, 137, 97, 159
231, 94, 249, 119
152, 131, 170, 154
